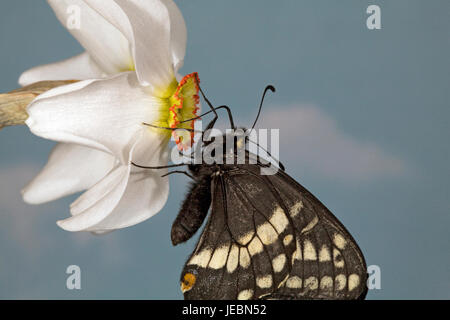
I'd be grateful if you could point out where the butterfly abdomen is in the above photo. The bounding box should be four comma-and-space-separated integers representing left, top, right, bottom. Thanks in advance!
171, 175, 212, 245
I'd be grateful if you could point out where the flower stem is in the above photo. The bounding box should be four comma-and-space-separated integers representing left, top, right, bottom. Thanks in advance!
0, 80, 78, 130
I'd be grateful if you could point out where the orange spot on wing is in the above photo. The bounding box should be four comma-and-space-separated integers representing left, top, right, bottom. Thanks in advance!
181, 272, 197, 293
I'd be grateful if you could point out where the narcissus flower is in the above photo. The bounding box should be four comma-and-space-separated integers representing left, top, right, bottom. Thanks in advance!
21, 0, 200, 232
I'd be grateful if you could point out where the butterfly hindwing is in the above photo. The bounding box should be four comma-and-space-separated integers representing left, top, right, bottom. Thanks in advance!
180, 164, 367, 300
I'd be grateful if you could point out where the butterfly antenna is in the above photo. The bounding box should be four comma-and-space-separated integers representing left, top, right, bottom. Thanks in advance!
247, 138, 285, 171
250, 85, 276, 131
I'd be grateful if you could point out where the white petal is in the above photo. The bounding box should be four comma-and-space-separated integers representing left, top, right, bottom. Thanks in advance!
19, 52, 104, 86
26, 72, 166, 164
57, 129, 170, 232
22, 143, 115, 204
87, 130, 170, 231
57, 163, 130, 231
48, 0, 132, 74
162, 0, 187, 72
85, 0, 175, 89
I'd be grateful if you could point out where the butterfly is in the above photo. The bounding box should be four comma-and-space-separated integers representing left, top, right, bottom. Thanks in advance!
135, 85, 368, 300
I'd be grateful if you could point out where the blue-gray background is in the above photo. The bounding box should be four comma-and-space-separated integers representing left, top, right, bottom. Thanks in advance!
0, 0, 449, 299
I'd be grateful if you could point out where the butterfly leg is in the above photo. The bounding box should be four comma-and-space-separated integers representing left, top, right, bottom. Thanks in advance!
161, 170, 195, 181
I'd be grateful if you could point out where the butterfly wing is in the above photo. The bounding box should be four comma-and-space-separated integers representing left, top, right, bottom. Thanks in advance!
260, 169, 368, 299
180, 165, 367, 300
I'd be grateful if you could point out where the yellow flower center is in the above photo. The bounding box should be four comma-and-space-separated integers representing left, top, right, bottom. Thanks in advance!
151, 72, 200, 151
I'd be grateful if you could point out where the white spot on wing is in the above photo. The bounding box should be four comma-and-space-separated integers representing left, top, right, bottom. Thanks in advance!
333, 233, 347, 250
272, 254, 287, 273
256, 275, 273, 289
335, 274, 347, 290
290, 201, 304, 217
248, 237, 264, 256
237, 289, 253, 300
320, 276, 333, 290
319, 245, 331, 262
305, 276, 319, 290
226, 244, 239, 273
286, 276, 302, 289
269, 206, 289, 234
188, 249, 212, 268
257, 222, 278, 245
303, 240, 317, 261
239, 248, 251, 269
348, 274, 360, 291
209, 244, 230, 269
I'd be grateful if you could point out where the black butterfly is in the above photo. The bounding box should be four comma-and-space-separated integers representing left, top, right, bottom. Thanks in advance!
135, 86, 368, 300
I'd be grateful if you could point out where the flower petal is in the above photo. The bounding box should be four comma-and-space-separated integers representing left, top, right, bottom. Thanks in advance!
48, 0, 132, 74
85, 0, 176, 90
87, 129, 170, 231
22, 143, 115, 204
19, 52, 104, 86
58, 129, 170, 232
26, 72, 166, 164
57, 163, 130, 231
162, 0, 187, 72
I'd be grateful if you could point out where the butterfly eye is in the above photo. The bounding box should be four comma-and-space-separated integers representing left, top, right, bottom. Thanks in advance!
181, 273, 197, 293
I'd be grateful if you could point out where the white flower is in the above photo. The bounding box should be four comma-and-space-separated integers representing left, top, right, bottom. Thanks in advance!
21, 0, 200, 233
